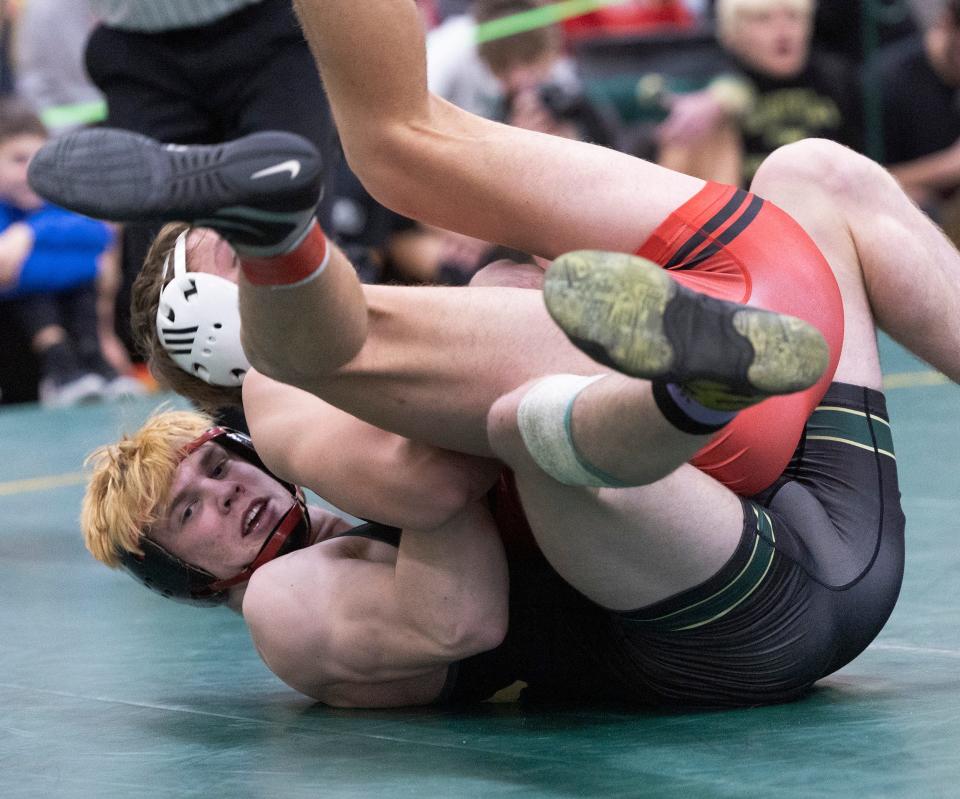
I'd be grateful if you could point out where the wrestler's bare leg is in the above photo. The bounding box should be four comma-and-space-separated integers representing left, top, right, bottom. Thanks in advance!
750, 139, 960, 386
480, 227, 870, 612
553, 139, 960, 495
239, 249, 710, 472
291, 0, 701, 257
483, 140, 960, 609
239, 0, 700, 456
236, 0, 778, 471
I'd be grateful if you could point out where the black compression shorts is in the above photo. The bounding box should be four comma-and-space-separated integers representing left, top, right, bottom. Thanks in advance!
618, 382, 905, 708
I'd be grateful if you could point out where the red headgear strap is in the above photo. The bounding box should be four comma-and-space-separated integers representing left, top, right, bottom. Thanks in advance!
180, 426, 307, 594
206, 496, 305, 593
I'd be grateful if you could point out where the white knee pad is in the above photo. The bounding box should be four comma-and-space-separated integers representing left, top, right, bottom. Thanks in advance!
516, 374, 628, 487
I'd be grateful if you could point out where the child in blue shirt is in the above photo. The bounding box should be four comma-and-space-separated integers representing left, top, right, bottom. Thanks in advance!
0, 100, 142, 406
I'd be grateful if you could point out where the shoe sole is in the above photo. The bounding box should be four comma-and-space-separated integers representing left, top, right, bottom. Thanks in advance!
28, 128, 323, 223
543, 250, 829, 397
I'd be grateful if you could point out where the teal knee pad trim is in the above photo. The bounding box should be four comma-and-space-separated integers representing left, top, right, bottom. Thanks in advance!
517, 374, 631, 487
563, 392, 632, 488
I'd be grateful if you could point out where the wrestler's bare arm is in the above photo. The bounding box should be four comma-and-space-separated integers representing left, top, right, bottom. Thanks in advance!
242, 370, 501, 529
243, 500, 508, 708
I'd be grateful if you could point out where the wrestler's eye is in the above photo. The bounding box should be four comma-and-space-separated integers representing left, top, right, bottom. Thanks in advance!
181, 502, 196, 527
211, 460, 226, 478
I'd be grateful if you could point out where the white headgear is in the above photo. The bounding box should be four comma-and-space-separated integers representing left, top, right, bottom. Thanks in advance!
156, 230, 250, 387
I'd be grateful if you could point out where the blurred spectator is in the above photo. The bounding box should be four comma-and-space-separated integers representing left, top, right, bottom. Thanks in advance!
0, 101, 141, 406
330, 153, 498, 286
874, 0, 960, 236
81, 0, 338, 365
720, 0, 864, 177
665, 0, 862, 185
370, 0, 619, 284
13, 0, 105, 134
648, 71, 753, 184
0, 0, 19, 96
429, 0, 619, 145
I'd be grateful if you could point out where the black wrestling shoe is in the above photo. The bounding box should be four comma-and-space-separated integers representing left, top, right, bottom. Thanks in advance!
27, 127, 323, 254
544, 250, 829, 410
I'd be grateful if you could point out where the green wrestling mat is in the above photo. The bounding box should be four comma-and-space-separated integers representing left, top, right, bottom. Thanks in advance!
0, 334, 957, 799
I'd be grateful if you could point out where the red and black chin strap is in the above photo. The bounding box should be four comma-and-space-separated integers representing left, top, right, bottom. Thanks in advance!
206, 496, 305, 593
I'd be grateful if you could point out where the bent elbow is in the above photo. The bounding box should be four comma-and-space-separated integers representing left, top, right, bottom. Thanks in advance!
405, 459, 500, 532
472, 607, 508, 655
439, 606, 508, 660
395, 475, 476, 533
420, 482, 475, 532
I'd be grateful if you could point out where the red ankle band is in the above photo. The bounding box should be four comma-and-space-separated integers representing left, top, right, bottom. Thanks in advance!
240, 224, 329, 286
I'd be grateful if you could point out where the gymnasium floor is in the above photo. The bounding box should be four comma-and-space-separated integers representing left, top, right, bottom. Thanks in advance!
1, 335, 957, 799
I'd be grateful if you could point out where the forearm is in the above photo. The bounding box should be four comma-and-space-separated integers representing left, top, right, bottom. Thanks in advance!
244, 370, 502, 529
394, 500, 508, 657
889, 146, 960, 194
371, 440, 501, 530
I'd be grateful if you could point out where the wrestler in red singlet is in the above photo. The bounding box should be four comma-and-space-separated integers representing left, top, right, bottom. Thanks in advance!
637, 182, 844, 496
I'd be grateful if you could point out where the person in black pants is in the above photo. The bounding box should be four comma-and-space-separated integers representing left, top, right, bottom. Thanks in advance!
83, 0, 338, 399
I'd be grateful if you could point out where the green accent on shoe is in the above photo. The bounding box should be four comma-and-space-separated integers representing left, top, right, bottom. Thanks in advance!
732, 310, 830, 396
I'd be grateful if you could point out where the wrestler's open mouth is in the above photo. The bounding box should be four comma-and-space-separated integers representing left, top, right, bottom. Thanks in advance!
243, 499, 267, 538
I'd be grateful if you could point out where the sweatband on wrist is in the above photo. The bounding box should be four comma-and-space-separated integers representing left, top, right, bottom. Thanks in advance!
240, 222, 330, 287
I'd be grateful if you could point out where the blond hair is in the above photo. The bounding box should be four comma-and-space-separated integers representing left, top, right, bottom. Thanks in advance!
715, 0, 815, 43
131, 223, 244, 412
81, 408, 214, 567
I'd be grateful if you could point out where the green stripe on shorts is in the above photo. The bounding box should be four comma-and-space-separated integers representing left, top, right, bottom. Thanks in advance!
630, 504, 777, 632
806, 406, 895, 459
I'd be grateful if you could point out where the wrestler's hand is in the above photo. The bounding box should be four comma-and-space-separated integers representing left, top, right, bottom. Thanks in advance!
657, 90, 726, 147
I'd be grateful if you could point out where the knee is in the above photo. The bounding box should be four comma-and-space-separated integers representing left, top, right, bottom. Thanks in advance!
469, 259, 545, 289
486, 382, 536, 467
487, 374, 632, 487
752, 139, 881, 204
